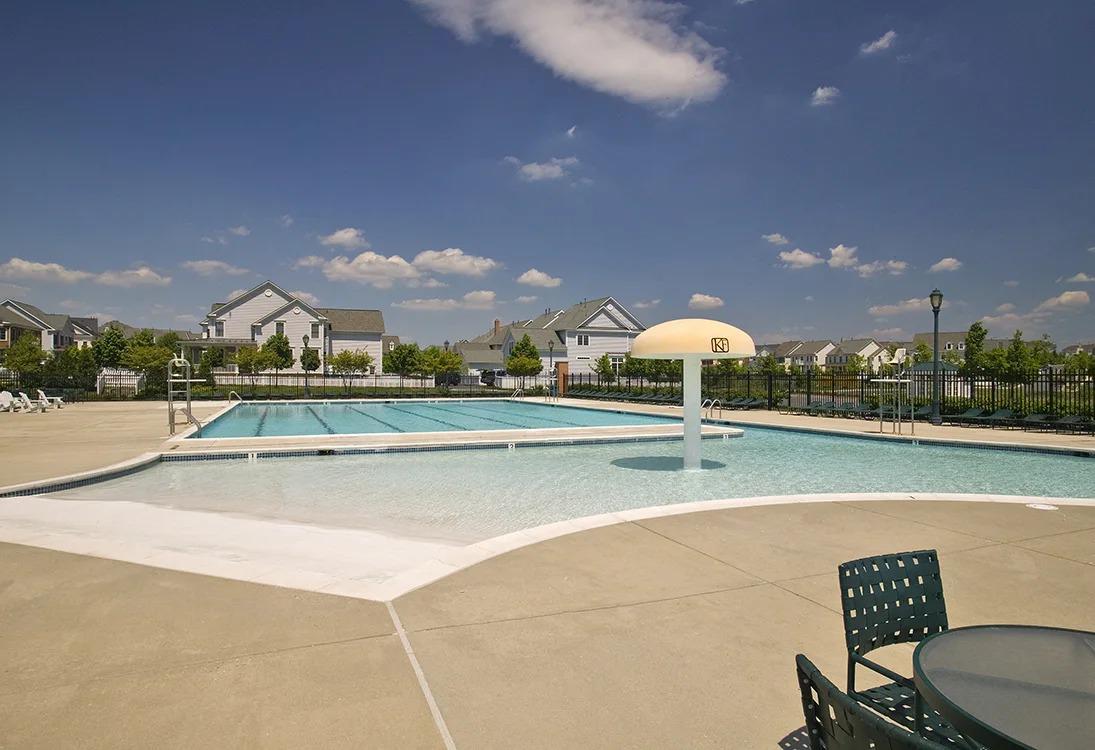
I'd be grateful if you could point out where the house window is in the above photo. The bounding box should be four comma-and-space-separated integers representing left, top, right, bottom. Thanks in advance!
610, 356, 624, 374
577, 334, 590, 346
576, 355, 590, 361
0, 327, 6, 341
958, 342, 965, 350
311, 323, 320, 339
214, 321, 224, 337
275, 322, 285, 336
388, 341, 395, 352
945, 342, 953, 350
251, 325, 261, 340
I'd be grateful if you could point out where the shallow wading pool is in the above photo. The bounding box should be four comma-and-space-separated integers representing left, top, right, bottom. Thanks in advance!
54, 426, 1095, 544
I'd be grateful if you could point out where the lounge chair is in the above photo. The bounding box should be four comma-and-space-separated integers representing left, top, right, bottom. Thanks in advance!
18, 392, 45, 413
846, 402, 875, 418
1053, 415, 1094, 434
908, 404, 933, 421
970, 408, 1014, 428
944, 407, 986, 425
1015, 413, 1054, 431
743, 397, 768, 409
1, 390, 22, 412
37, 389, 64, 409
804, 400, 835, 415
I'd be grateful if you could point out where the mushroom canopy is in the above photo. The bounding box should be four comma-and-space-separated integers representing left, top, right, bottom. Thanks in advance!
631, 318, 755, 360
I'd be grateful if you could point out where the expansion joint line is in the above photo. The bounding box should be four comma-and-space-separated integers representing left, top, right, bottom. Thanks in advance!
386, 601, 457, 750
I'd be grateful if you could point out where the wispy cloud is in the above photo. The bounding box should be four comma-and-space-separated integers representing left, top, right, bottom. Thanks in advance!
290, 290, 320, 306
1003, 280, 1020, 287
981, 291, 1089, 332
295, 252, 418, 288
410, 0, 727, 108
516, 268, 562, 287
182, 259, 250, 276
868, 297, 946, 317
860, 30, 897, 55
279, 214, 294, 228
0, 257, 171, 287
762, 233, 790, 246
855, 259, 908, 278
688, 292, 724, 310
810, 86, 840, 107
514, 295, 539, 303
633, 299, 661, 309
504, 155, 580, 182
227, 225, 250, 237
1063, 272, 1094, 283
566, 125, 577, 138
393, 290, 497, 311
412, 248, 499, 277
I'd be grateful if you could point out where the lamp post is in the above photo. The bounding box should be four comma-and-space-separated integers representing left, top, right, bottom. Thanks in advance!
929, 288, 943, 425
548, 340, 555, 395
302, 334, 310, 395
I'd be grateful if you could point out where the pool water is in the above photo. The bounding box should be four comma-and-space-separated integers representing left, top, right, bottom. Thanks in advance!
57, 427, 1094, 543
194, 400, 677, 438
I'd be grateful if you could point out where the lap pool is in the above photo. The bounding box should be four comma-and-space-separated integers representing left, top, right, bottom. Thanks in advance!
194, 399, 676, 438
55, 427, 1094, 543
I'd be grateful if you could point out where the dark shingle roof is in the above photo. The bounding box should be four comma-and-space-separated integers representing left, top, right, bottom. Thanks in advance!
507, 328, 566, 353
316, 307, 385, 334
518, 297, 619, 332
0, 306, 44, 330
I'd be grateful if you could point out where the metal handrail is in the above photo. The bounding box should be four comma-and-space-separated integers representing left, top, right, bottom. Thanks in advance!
708, 399, 722, 419
228, 391, 243, 402
511, 388, 524, 399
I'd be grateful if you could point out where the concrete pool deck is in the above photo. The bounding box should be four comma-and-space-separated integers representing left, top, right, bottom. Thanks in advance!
4, 499, 1094, 748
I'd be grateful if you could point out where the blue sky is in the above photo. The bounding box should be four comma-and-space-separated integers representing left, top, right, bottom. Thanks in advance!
1, 0, 1093, 345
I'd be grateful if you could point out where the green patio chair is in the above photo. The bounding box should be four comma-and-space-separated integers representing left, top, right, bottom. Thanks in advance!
970, 408, 1014, 428
838, 550, 978, 747
943, 407, 985, 425
794, 654, 944, 750
1053, 415, 1094, 434
1015, 413, 1054, 431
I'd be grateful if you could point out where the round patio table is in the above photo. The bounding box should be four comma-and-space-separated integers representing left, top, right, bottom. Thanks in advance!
913, 625, 1095, 750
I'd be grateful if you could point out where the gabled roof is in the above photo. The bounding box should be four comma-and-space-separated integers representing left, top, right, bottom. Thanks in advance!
794, 340, 836, 356
516, 296, 644, 333
2, 300, 52, 329
0, 304, 45, 330
453, 343, 504, 366
830, 338, 881, 357
771, 341, 804, 358
206, 280, 296, 320
317, 307, 385, 334
506, 327, 567, 353
253, 298, 327, 326
70, 317, 99, 336
468, 325, 511, 347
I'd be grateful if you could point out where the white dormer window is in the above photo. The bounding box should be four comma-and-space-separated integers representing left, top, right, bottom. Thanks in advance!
577, 334, 590, 346
945, 342, 953, 350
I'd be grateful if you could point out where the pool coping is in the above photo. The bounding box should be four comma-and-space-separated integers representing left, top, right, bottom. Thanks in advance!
1, 492, 1091, 603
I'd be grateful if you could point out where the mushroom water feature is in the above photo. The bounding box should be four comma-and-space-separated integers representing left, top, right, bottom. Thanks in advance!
631, 318, 756, 470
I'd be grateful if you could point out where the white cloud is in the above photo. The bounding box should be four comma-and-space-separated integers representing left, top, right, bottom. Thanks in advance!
174, 313, 199, 324
861, 327, 907, 339
393, 290, 497, 311
827, 244, 858, 268
566, 125, 577, 138
227, 225, 250, 237
279, 214, 294, 228
1089, 246, 1095, 254
1063, 272, 1094, 283
995, 303, 1016, 313
0, 257, 93, 283
412, 247, 499, 276
227, 288, 248, 301
0, 257, 171, 287
95, 267, 173, 287
688, 292, 724, 310
761, 233, 789, 246
810, 86, 840, 107
319, 227, 370, 249
1034, 290, 1088, 312
633, 299, 661, 309
868, 297, 942, 317
504, 155, 580, 181
410, 0, 727, 107
1003, 280, 1020, 287
856, 259, 908, 278
860, 30, 897, 55
929, 257, 963, 273
804, 296, 814, 302
181, 259, 250, 276
517, 268, 562, 287
295, 252, 420, 289
407, 277, 448, 289
778, 248, 825, 269
515, 295, 539, 303
291, 290, 320, 306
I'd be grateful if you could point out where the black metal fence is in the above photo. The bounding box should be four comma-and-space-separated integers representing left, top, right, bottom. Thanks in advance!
564, 371, 1095, 417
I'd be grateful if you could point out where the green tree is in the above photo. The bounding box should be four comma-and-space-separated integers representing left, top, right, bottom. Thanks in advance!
130, 328, 156, 348
197, 347, 225, 383
4, 333, 47, 378
1004, 330, 1037, 382
941, 350, 963, 366
1029, 335, 1058, 370
121, 343, 174, 397
43, 346, 97, 391
505, 335, 544, 385
385, 343, 422, 384
420, 346, 465, 384
591, 353, 617, 384
963, 321, 988, 374
1062, 350, 1094, 375
329, 349, 374, 392
300, 347, 321, 374
260, 333, 295, 375
233, 347, 273, 387
156, 331, 180, 353
713, 358, 744, 376
751, 354, 785, 375
844, 353, 868, 373
92, 324, 128, 368
913, 343, 933, 364
619, 353, 648, 381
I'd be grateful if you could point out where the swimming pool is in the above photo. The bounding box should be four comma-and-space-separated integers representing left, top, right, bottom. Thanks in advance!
60, 426, 1094, 542
194, 399, 677, 438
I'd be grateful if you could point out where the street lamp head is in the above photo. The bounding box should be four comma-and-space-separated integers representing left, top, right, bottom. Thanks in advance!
548, 340, 554, 352
302, 334, 310, 346
929, 288, 943, 312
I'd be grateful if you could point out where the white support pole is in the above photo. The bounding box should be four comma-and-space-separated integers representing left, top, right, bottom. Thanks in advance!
682, 355, 701, 470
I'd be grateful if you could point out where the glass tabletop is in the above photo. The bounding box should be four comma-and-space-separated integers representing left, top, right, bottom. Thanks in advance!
913, 625, 1095, 750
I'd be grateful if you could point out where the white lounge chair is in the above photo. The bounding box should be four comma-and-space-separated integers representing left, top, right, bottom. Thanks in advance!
0, 390, 22, 412
18, 392, 45, 413
37, 389, 64, 408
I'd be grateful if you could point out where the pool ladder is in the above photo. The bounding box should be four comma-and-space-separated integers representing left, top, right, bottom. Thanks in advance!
167, 357, 204, 436
511, 388, 524, 400
701, 398, 723, 420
